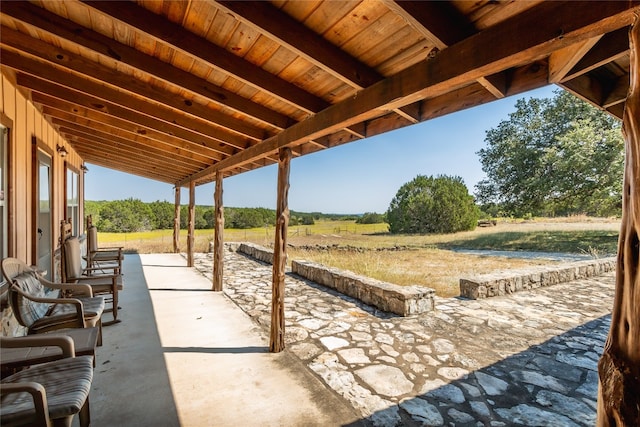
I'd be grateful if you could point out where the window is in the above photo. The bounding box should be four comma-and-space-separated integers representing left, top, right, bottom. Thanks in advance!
67, 168, 80, 236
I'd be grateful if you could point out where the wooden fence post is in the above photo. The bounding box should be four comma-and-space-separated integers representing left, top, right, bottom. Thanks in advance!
597, 17, 640, 426
213, 171, 224, 291
270, 147, 291, 353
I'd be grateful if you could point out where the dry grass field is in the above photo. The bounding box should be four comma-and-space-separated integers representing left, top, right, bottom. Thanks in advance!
99, 217, 620, 297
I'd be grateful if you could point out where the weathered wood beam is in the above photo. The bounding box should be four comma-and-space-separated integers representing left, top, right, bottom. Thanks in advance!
213, 1, 418, 123
82, 0, 328, 114
384, 0, 507, 98
548, 36, 602, 83
270, 147, 291, 353
564, 27, 631, 82
178, 1, 640, 186
212, 171, 224, 292
187, 181, 195, 267
0, 1, 292, 129
0, 27, 268, 142
40, 104, 216, 167
2, 50, 254, 152
603, 75, 631, 109
173, 187, 181, 254
598, 18, 640, 427
215, 1, 380, 89
57, 129, 198, 175
19, 74, 238, 158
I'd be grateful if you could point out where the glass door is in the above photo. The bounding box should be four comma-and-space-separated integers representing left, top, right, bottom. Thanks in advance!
36, 150, 53, 279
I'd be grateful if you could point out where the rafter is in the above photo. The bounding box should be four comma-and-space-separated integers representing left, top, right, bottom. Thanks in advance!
16, 73, 241, 158
548, 36, 602, 83
0, 1, 293, 129
1, 47, 259, 150
82, 0, 329, 114
178, 0, 639, 186
384, 0, 509, 98
564, 27, 631, 81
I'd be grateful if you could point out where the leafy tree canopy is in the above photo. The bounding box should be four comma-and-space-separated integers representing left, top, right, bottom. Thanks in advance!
386, 175, 479, 234
475, 90, 623, 217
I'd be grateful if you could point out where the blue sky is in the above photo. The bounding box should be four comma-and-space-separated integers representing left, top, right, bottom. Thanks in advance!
85, 85, 558, 214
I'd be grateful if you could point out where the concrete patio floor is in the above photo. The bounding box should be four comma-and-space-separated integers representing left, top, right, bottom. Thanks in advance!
85, 250, 615, 427
88, 253, 363, 427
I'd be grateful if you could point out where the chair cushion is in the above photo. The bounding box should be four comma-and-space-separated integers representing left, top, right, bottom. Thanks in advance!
88, 226, 98, 253
1, 355, 93, 423
64, 237, 84, 278
50, 296, 105, 318
11, 272, 50, 328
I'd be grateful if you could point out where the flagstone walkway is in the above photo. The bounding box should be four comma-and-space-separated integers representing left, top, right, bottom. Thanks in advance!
192, 249, 614, 427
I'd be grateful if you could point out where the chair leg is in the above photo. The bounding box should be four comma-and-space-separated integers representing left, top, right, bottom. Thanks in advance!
97, 318, 103, 347
52, 415, 74, 427
79, 397, 91, 427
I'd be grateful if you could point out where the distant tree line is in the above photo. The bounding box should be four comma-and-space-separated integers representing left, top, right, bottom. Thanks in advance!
84, 200, 370, 233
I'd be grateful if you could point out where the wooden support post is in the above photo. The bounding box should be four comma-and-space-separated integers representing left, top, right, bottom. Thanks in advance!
187, 181, 195, 267
173, 186, 181, 253
269, 147, 291, 353
212, 171, 224, 291
597, 18, 640, 426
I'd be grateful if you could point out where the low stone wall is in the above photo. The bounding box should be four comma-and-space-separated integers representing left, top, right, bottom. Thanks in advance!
236, 242, 274, 264
233, 242, 435, 316
459, 257, 616, 299
291, 260, 435, 316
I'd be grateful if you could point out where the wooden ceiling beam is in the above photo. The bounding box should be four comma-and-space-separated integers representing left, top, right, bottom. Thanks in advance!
68, 138, 188, 178
75, 149, 183, 184
1, 48, 256, 151
178, 0, 639, 186
37, 99, 222, 164
82, 0, 329, 114
0, 1, 292, 129
384, 0, 507, 99
215, 1, 381, 89
603, 75, 630, 109
564, 27, 631, 81
17, 73, 239, 158
548, 36, 602, 83
0, 30, 267, 143
51, 119, 210, 171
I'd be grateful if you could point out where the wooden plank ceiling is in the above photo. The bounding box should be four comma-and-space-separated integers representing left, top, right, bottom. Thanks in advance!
1, 1, 638, 186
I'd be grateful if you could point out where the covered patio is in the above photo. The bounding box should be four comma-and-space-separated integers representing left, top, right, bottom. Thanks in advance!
92, 248, 615, 426
1, 1, 639, 424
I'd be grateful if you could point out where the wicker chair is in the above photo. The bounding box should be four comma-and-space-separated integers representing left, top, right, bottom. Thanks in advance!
1, 257, 105, 342
1, 335, 93, 427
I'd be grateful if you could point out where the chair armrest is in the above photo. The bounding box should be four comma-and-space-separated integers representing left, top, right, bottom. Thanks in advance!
0, 335, 76, 358
95, 246, 123, 252
10, 285, 85, 322
0, 382, 51, 426
38, 277, 93, 297
83, 266, 120, 275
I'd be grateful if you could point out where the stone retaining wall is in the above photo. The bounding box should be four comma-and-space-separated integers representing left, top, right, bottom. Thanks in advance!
236, 242, 274, 264
234, 242, 435, 316
459, 257, 616, 299
291, 260, 435, 316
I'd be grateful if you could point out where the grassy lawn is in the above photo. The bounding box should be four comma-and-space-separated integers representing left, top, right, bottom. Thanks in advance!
99, 218, 620, 297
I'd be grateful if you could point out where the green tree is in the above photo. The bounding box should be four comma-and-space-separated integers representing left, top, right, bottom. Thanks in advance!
97, 198, 153, 232
386, 175, 479, 234
475, 90, 623, 217
356, 212, 385, 224
149, 200, 174, 230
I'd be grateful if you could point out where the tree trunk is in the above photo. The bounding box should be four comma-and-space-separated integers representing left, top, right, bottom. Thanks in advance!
213, 171, 224, 291
270, 147, 291, 353
173, 186, 180, 253
597, 18, 640, 426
